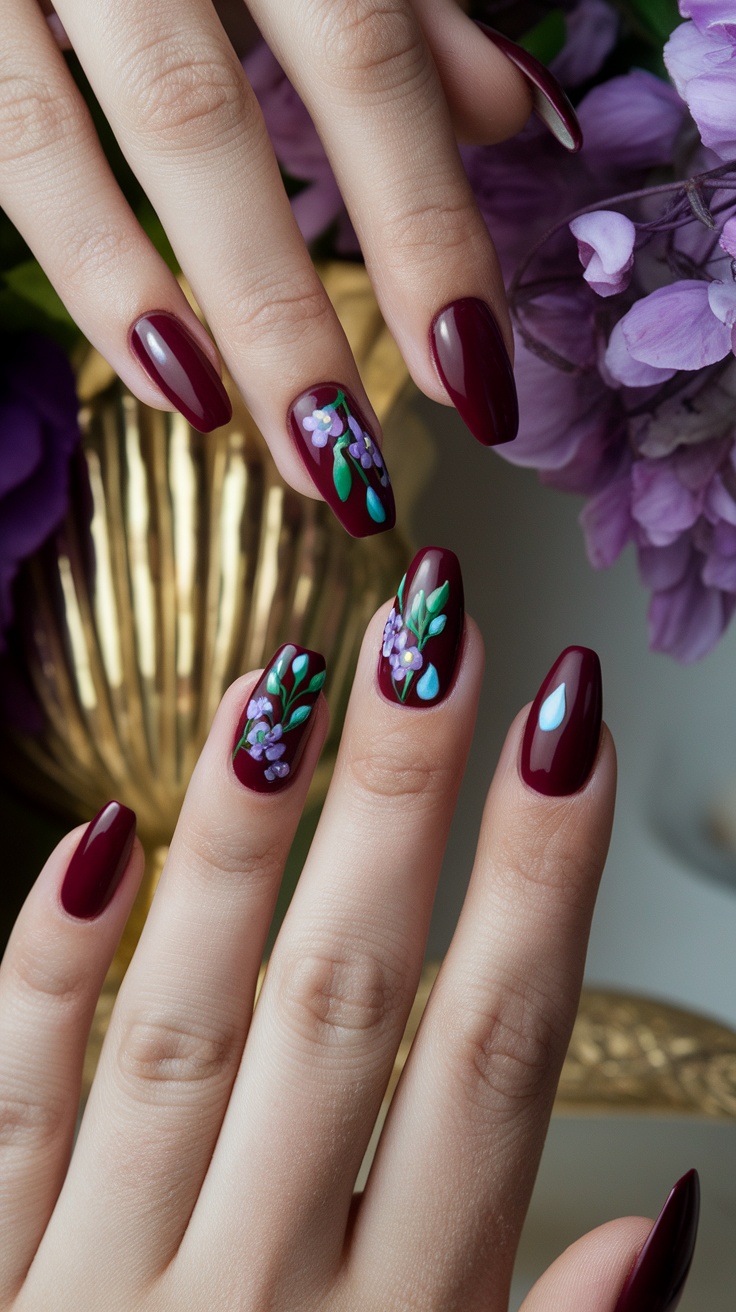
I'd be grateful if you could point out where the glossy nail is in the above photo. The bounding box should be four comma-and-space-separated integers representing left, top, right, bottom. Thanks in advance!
60, 801, 137, 920
288, 383, 395, 537
232, 644, 326, 793
476, 24, 583, 153
614, 1170, 700, 1312
378, 547, 464, 707
430, 299, 518, 448
130, 312, 232, 434
521, 645, 602, 795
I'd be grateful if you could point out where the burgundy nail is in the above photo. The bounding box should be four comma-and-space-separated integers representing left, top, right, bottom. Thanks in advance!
614, 1170, 700, 1312
476, 23, 583, 153
378, 547, 464, 707
520, 646, 602, 795
130, 312, 232, 434
288, 383, 395, 537
60, 801, 137, 920
232, 644, 325, 792
430, 299, 518, 448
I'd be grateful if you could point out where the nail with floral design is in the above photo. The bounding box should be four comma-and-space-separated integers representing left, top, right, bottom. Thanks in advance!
289, 383, 395, 537
232, 644, 326, 793
378, 547, 464, 707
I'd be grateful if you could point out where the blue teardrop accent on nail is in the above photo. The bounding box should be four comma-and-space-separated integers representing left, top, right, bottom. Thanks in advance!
538, 682, 566, 732
291, 653, 309, 679
366, 486, 386, 524
416, 663, 440, 701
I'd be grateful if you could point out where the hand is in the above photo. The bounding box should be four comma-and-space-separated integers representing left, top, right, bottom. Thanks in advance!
0, 547, 695, 1310
1, 1, 579, 535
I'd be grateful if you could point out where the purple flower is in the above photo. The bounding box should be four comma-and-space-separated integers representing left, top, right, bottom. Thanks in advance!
246, 719, 286, 761
664, 10, 736, 160
389, 630, 423, 680
246, 696, 273, 720
606, 281, 734, 380
302, 407, 343, 446
347, 415, 383, 470
576, 71, 687, 179
0, 334, 81, 649
264, 761, 290, 782
721, 217, 736, 256
549, 0, 620, 87
382, 607, 403, 658
569, 210, 636, 297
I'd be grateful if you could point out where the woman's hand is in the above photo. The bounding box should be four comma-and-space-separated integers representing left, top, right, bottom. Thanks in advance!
0, 547, 696, 1310
0, 1, 580, 534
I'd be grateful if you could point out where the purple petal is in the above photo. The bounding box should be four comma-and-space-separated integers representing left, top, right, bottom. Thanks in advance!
549, 0, 620, 87
679, 2, 736, 36
0, 402, 43, 497
648, 561, 730, 662
265, 742, 286, 760
570, 210, 636, 297
663, 20, 728, 97
687, 71, 736, 158
580, 477, 633, 567
328, 413, 343, 437
604, 320, 676, 388
302, 415, 318, 431
704, 473, 736, 526
620, 282, 732, 370
638, 537, 692, 591
702, 552, 736, 590
707, 279, 736, 326
578, 71, 687, 177
721, 218, 736, 258
630, 462, 700, 546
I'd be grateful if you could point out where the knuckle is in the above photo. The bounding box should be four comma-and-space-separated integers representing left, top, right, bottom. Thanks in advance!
57, 220, 139, 286
496, 806, 594, 907
7, 931, 89, 1011
343, 725, 453, 805
117, 1012, 239, 1096
181, 817, 284, 894
0, 64, 80, 167
119, 41, 248, 148
451, 979, 565, 1119
317, 0, 426, 91
276, 943, 406, 1050
382, 192, 479, 261
223, 269, 331, 350
0, 1094, 64, 1149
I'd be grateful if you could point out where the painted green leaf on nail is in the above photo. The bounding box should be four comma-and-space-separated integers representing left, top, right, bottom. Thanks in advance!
285, 704, 312, 730
396, 572, 407, 612
291, 653, 309, 686
428, 614, 446, 637
266, 670, 281, 695
307, 670, 326, 693
426, 582, 449, 616
333, 447, 352, 502
410, 589, 425, 621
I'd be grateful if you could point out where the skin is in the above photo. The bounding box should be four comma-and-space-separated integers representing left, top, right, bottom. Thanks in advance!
0, 604, 654, 1311
0, 0, 532, 489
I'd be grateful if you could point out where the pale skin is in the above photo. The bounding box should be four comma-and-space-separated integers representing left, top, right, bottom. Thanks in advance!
0, 0, 532, 481
0, 604, 656, 1311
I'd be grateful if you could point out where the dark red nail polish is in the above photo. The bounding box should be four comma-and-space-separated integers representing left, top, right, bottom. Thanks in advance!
614, 1170, 700, 1312
232, 644, 325, 792
288, 384, 395, 537
521, 646, 602, 795
378, 547, 464, 707
130, 312, 232, 434
60, 801, 137, 920
430, 299, 518, 448
476, 23, 583, 153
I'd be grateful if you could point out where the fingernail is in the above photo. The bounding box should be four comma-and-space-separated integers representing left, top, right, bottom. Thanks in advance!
60, 801, 137, 920
232, 644, 326, 792
288, 384, 395, 537
429, 298, 518, 447
129, 312, 232, 433
476, 23, 583, 153
614, 1170, 700, 1312
378, 547, 464, 707
520, 645, 602, 795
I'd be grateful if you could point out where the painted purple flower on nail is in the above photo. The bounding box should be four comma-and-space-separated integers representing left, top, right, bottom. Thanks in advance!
303, 407, 343, 447
347, 414, 384, 471
382, 607, 403, 657
246, 719, 286, 761
389, 630, 424, 680
247, 696, 273, 719
264, 760, 290, 782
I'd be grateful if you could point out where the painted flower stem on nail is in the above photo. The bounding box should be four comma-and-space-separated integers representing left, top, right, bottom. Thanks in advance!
232, 644, 325, 792
289, 383, 395, 538
378, 547, 464, 709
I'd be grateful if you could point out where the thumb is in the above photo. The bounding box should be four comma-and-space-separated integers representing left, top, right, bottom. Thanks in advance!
520, 1171, 699, 1312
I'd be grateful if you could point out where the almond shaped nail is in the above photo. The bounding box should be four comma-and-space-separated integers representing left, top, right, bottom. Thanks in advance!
378, 547, 464, 707
477, 23, 583, 153
521, 646, 602, 795
232, 644, 325, 792
430, 298, 518, 448
288, 384, 395, 537
614, 1170, 700, 1312
130, 312, 232, 433
60, 801, 137, 920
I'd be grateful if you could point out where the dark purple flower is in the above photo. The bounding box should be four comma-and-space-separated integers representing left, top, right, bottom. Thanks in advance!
0, 333, 81, 649
382, 606, 403, 658
347, 414, 384, 470
549, 0, 620, 87
389, 630, 423, 680
246, 719, 286, 761
264, 760, 290, 782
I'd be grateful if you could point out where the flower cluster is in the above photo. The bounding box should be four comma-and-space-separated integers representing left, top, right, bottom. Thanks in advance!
243, 696, 289, 782
382, 608, 423, 681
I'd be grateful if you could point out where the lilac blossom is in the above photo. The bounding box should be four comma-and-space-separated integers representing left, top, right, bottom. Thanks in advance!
549, 0, 620, 87
246, 719, 286, 761
569, 210, 636, 296
265, 761, 290, 782
664, 7, 736, 160
302, 407, 343, 446
347, 415, 384, 470
0, 333, 81, 648
382, 607, 403, 658
247, 696, 273, 720
390, 631, 423, 680
721, 217, 736, 256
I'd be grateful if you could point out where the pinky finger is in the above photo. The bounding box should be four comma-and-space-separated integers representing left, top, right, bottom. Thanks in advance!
0, 803, 142, 1302
520, 1170, 699, 1312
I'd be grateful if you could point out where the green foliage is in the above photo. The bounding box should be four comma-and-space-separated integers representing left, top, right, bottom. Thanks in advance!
285, 705, 312, 729
266, 670, 281, 695
426, 582, 449, 616
612, 0, 682, 45
307, 670, 326, 694
518, 11, 567, 64
0, 262, 82, 351
333, 447, 352, 501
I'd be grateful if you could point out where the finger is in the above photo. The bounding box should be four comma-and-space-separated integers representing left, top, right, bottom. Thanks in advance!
0, 804, 142, 1301
53, 0, 395, 536
521, 1170, 699, 1311
249, 0, 525, 448
37, 653, 327, 1293
352, 647, 616, 1309
0, 0, 231, 432
180, 549, 480, 1301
